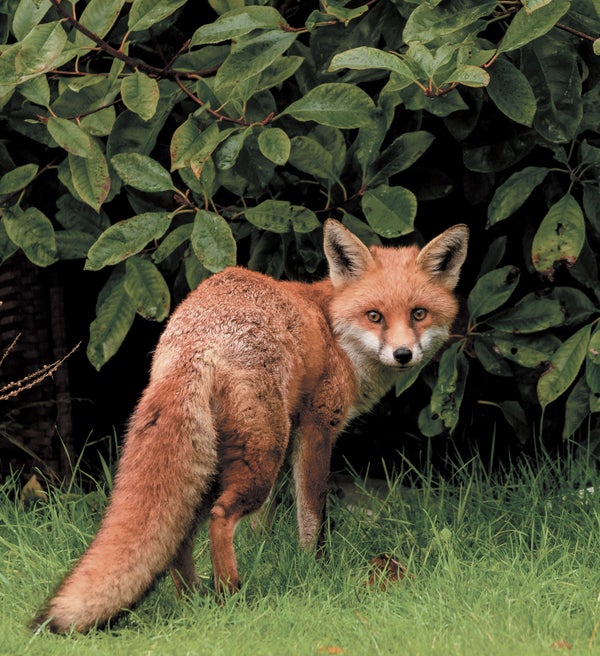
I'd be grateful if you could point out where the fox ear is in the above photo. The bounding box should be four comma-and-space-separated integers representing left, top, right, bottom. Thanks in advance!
417, 224, 469, 290
324, 219, 374, 287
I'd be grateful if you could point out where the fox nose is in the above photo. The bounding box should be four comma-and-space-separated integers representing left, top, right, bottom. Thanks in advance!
393, 347, 413, 365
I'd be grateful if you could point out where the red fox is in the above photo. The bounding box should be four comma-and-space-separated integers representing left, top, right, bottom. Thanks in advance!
36, 219, 468, 632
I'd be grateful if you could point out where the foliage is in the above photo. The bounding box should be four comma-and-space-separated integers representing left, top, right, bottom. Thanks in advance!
0, 0, 599, 451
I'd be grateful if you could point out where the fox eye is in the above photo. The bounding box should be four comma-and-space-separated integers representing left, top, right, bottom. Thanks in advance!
366, 310, 383, 323
412, 308, 428, 321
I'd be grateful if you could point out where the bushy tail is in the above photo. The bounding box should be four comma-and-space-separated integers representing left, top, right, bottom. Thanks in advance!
37, 375, 218, 633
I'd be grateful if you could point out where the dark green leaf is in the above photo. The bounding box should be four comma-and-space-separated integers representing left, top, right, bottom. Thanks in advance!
111, 153, 174, 192
128, 0, 188, 32
55, 230, 96, 259
68, 140, 110, 211
257, 128, 290, 166
85, 212, 171, 270
488, 294, 564, 333
215, 31, 297, 97
245, 200, 319, 234
361, 185, 417, 238
485, 332, 561, 368
563, 376, 591, 438
190, 210, 237, 273
368, 131, 435, 186
124, 256, 170, 321
522, 34, 582, 143
403, 0, 497, 44
532, 194, 585, 277
47, 117, 92, 157
487, 57, 537, 127
121, 72, 160, 122
0, 164, 38, 195
190, 6, 285, 45
3, 205, 57, 267
537, 324, 591, 409
467, 265, 520, 320
152, 223, 193, 263
498, 0, 570, 53
87, 268, 136, 370
282, 83, 376, 129
430, 341, 469, 432
487, 166, 549, 226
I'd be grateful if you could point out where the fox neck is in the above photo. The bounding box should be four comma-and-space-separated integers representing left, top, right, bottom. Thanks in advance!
335, 329, 399, 419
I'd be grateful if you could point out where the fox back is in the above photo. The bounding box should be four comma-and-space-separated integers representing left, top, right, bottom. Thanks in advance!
36, 219, 468, 633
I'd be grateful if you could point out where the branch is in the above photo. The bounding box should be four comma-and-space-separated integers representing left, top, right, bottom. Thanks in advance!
47, 0, 218, 81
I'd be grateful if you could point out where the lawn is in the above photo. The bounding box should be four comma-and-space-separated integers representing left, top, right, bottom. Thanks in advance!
1, 449, 599, 656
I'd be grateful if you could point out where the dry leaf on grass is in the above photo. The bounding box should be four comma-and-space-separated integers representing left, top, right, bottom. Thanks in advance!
365, 553, 414, 590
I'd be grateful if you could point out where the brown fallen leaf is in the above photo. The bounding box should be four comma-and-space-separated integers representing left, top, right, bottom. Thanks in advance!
317, 646, 343, 654
550, 640, 572, 650
365, 553, 414, 590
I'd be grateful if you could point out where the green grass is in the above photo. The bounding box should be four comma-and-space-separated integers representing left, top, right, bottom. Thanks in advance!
1, 451, 600, 656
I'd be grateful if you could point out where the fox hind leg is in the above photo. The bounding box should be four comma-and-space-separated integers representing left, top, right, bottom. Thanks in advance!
292, 421, 335, 553
209, 408, 289, 594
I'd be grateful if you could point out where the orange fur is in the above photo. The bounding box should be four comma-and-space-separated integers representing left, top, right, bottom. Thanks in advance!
35, 220, 468, 632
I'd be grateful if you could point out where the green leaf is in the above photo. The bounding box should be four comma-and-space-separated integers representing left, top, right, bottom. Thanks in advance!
445, 65, 490, 88
85, 212, 171, 270
75, 0, 126, 46
498, 0, 571, 53
87, 268, 136, 370
288, 136, 339, 182
171, 120, 235, 174
245, 200, 319, 234
430, 341, 469, 432
15, 21, 68, 79
68, 140, 110, 211
2, 205, 57, 267
281, 83, 376, 129
403, 0, 497, 44
128, 0, 188, 32
532, 195, 585, 277
0, 164, 38, 195
467, 265, 520, 320
537, 324, 591, 409
485, 332, 561, 368
0, 220, 18, 264
190, 210, 237, 273
47, 117, 92, 157
487, 167, 550, 226
121, 72, 160, 122
522, 34, 582, 143
487, 57, 537, 127
563, 376, 591, 438
12, 0, 51, 41
152, 223, 193, 263
488, 294, 564, 333
111, 153, 174, 192
190, 6, 285, 45
124, 256, 170, 321
215, 30, 297, 97
368, 131, 435, 186
183, 249, 211, 291
257, 128, 290, 166
361, 185, 417, 238
214, 128, 252, 170
55, 230, 96, 260
497, 401, 530, 444
329, 46, 414, 82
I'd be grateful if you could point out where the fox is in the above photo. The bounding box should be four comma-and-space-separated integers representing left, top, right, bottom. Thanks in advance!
35, 218, 468, 633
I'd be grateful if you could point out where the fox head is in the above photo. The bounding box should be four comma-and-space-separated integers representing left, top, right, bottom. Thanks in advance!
324, 220, 468, 371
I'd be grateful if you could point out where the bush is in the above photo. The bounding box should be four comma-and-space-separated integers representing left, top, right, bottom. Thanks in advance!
0, 0, 599, 459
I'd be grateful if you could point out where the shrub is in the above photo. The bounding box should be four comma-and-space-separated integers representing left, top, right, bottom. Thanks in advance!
0, 0, 599, 458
